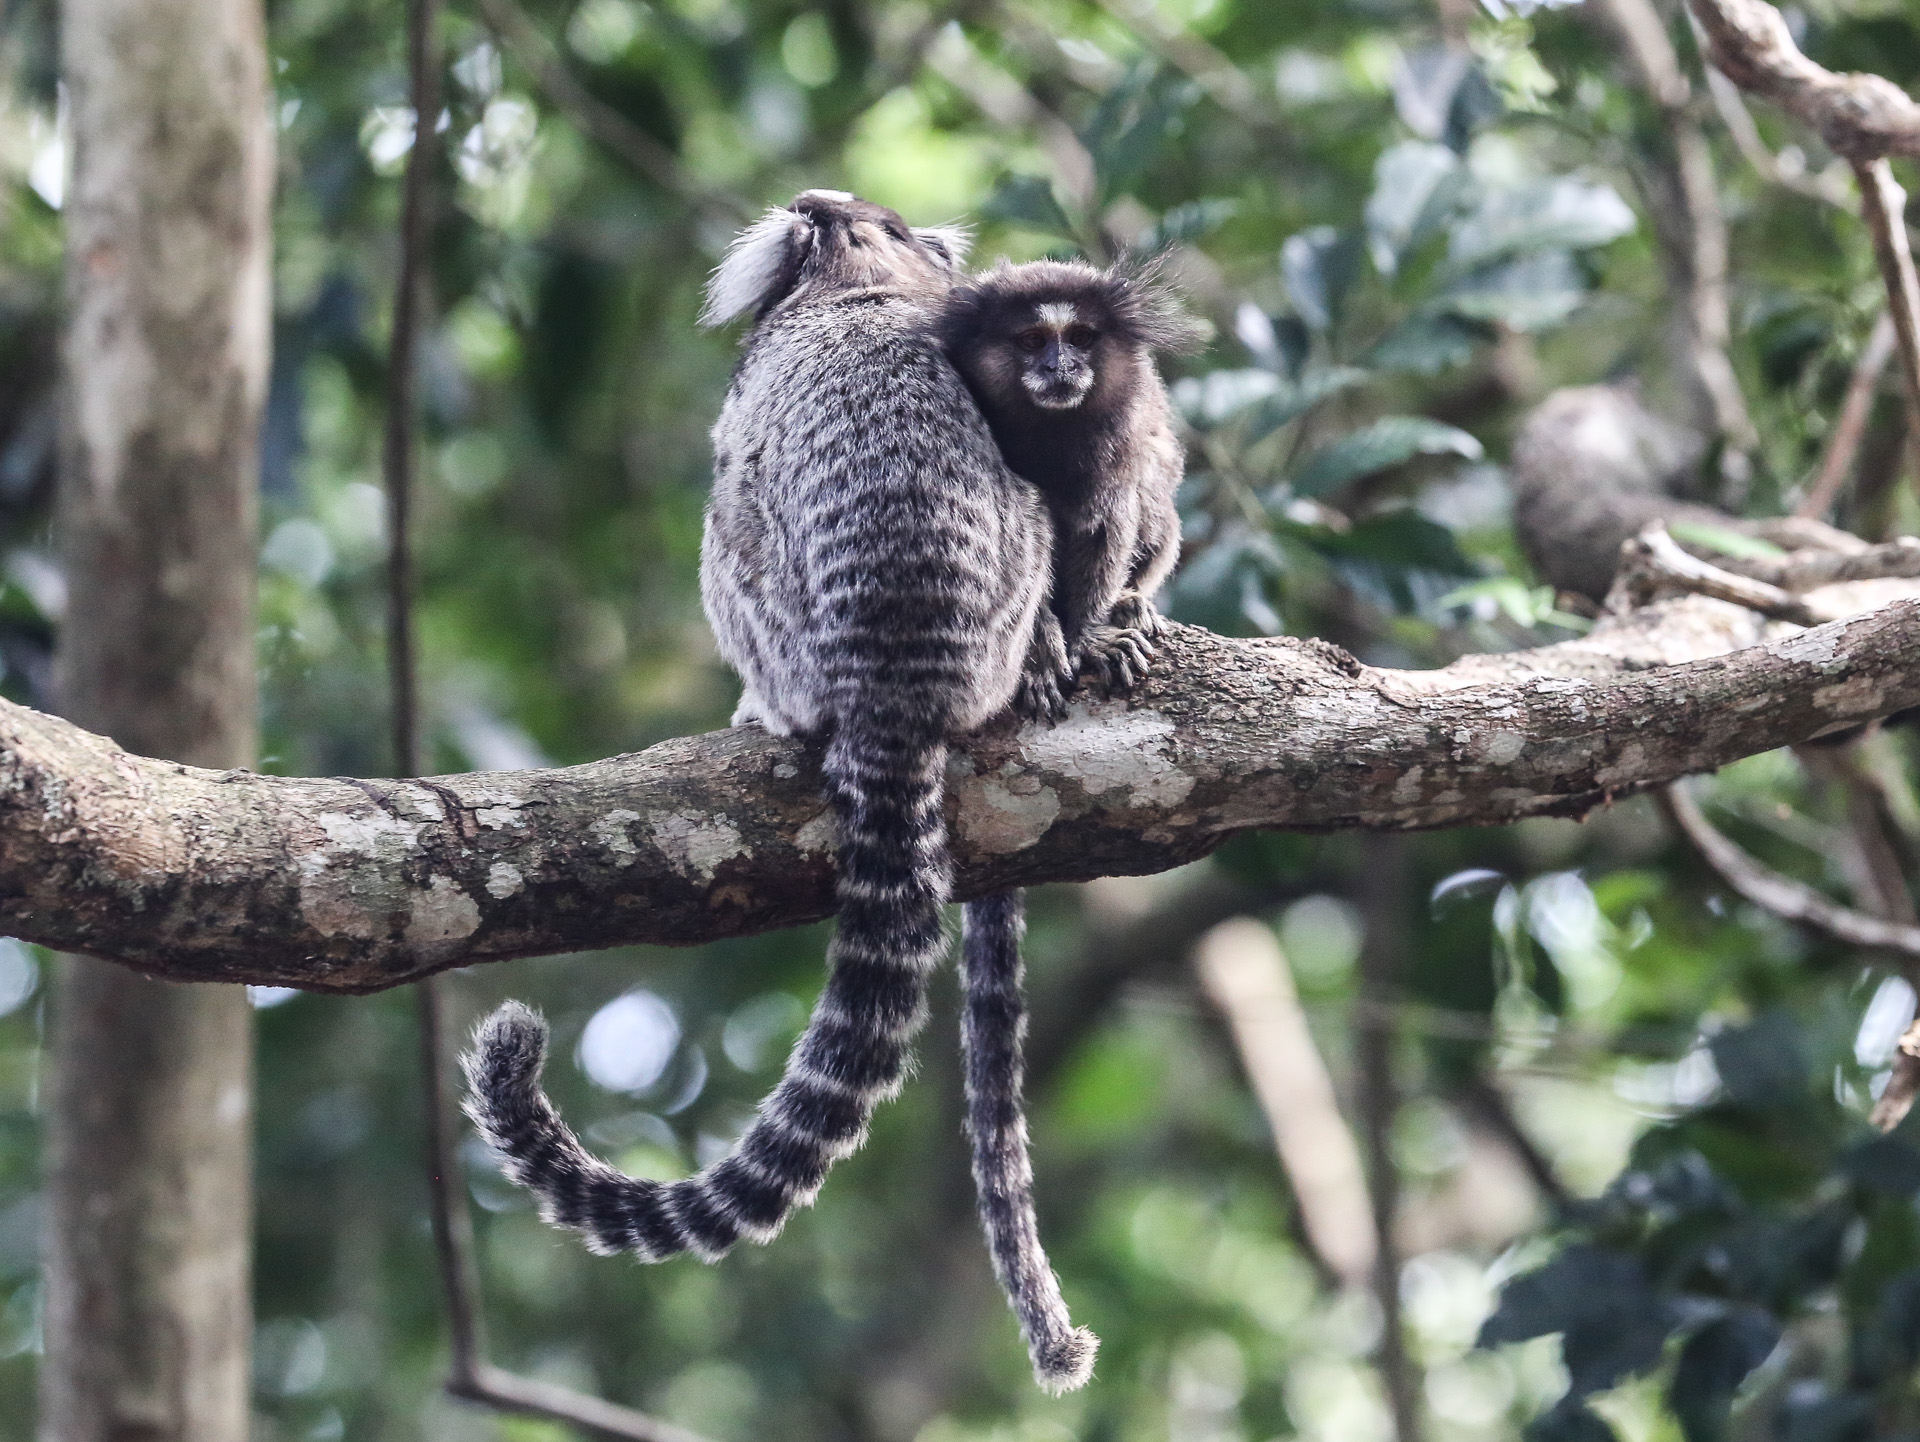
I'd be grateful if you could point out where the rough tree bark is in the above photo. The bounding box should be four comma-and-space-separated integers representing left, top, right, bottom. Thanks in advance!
0, 586, 1914, 992
40, 0, 272, 1438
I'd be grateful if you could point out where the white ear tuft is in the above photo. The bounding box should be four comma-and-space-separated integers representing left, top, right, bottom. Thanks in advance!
700, 207, 806, 328
915, 223, 973, 270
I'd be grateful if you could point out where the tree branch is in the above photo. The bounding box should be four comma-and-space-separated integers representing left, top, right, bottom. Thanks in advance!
1683, 0, 1920, 435
1, 589, 1917, 990
1197, 918, 1376, 1290
1685, 0, 1920, 162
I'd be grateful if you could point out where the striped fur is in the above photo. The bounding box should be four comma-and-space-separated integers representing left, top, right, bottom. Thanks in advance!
464, 194, 1091, 1386
962, 893, 1098, 1391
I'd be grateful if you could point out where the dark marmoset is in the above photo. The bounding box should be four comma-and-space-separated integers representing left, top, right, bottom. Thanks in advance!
463, 191, 1099, 1393
941, 257, 1207, 697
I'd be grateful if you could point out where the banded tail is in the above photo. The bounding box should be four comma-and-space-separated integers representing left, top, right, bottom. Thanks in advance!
464, 709, 952, 1262
960, 891, 1099, 1392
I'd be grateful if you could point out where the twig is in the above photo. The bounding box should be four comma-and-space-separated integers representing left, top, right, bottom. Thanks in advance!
1353, 835, 1425, 1442
1661, 781, 1920, 958
449, 1367, 711, 1442
1692, 37, 1850, 205
1771, 536, 1920, 589
473, 0, 749, 222
384, 2, 712, 1434
1799, 311, 1898, 519
1664, 777, 1920, 1131
1853, 160, 1920, 429
1617, 522, 1826, 625
1195, 918, 1377, 1290
417, 982, 487, 1375
419, 986, 704, 1438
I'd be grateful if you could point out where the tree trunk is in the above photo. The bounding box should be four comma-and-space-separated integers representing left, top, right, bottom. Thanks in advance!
40, 0, 272, 1436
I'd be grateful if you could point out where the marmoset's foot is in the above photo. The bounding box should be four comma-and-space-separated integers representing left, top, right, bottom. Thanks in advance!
1013, 662, 1071, 721
1077, 623, 1156, 694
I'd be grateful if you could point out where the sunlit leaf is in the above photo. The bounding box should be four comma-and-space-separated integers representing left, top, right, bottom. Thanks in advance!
1365, 140, 1461, 274
1448, 176, 1635, 269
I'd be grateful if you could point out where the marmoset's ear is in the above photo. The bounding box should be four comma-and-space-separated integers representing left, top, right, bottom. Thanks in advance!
914, 224, 973, 270
699, 206, 815, 327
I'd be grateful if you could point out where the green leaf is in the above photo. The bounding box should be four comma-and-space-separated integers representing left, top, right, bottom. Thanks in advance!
1309, 509, 1477, 573
1081, 63, 1200, 197
1134, 198, 1239, 255
1480, 1245, 1677, 1398
980, 173, 1076, 239
1710, 1011, 1808, 1109
1365, 140, 1461, 274
1288, 416, 1483, 497
1448, 176, 1635, 270
1669, 1310, 1782, 1442
1526, 1403, 1619, 1442
1167, 525, 1288, 637
1666, 520, 1787, 560
1441, 250, 1587, 332
1281, 226, 1364, 333
1368, 313, 1483, 375
1172, 366, 1368, 437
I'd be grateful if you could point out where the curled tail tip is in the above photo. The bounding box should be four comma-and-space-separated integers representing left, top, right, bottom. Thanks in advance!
1032, 1327, 1098, 1394
462, 1000, 550, 1117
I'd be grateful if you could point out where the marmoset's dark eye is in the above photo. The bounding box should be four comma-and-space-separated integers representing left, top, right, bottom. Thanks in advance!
1016, 330, 1048, 353
1064, 325, 1097, 348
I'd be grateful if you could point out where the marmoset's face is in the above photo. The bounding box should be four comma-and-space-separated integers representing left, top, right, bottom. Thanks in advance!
1008, 302, 1101, 410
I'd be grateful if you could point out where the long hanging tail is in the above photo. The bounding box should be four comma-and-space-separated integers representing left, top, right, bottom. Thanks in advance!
464, 711, 951, 1262
960, 891, 1099, 1392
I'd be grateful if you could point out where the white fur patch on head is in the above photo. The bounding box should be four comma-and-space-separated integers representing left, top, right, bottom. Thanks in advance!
795, 188, 854, 203
1036, 301, 1079, 329
914, 223, 973, 269
700, 206, 803, 327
